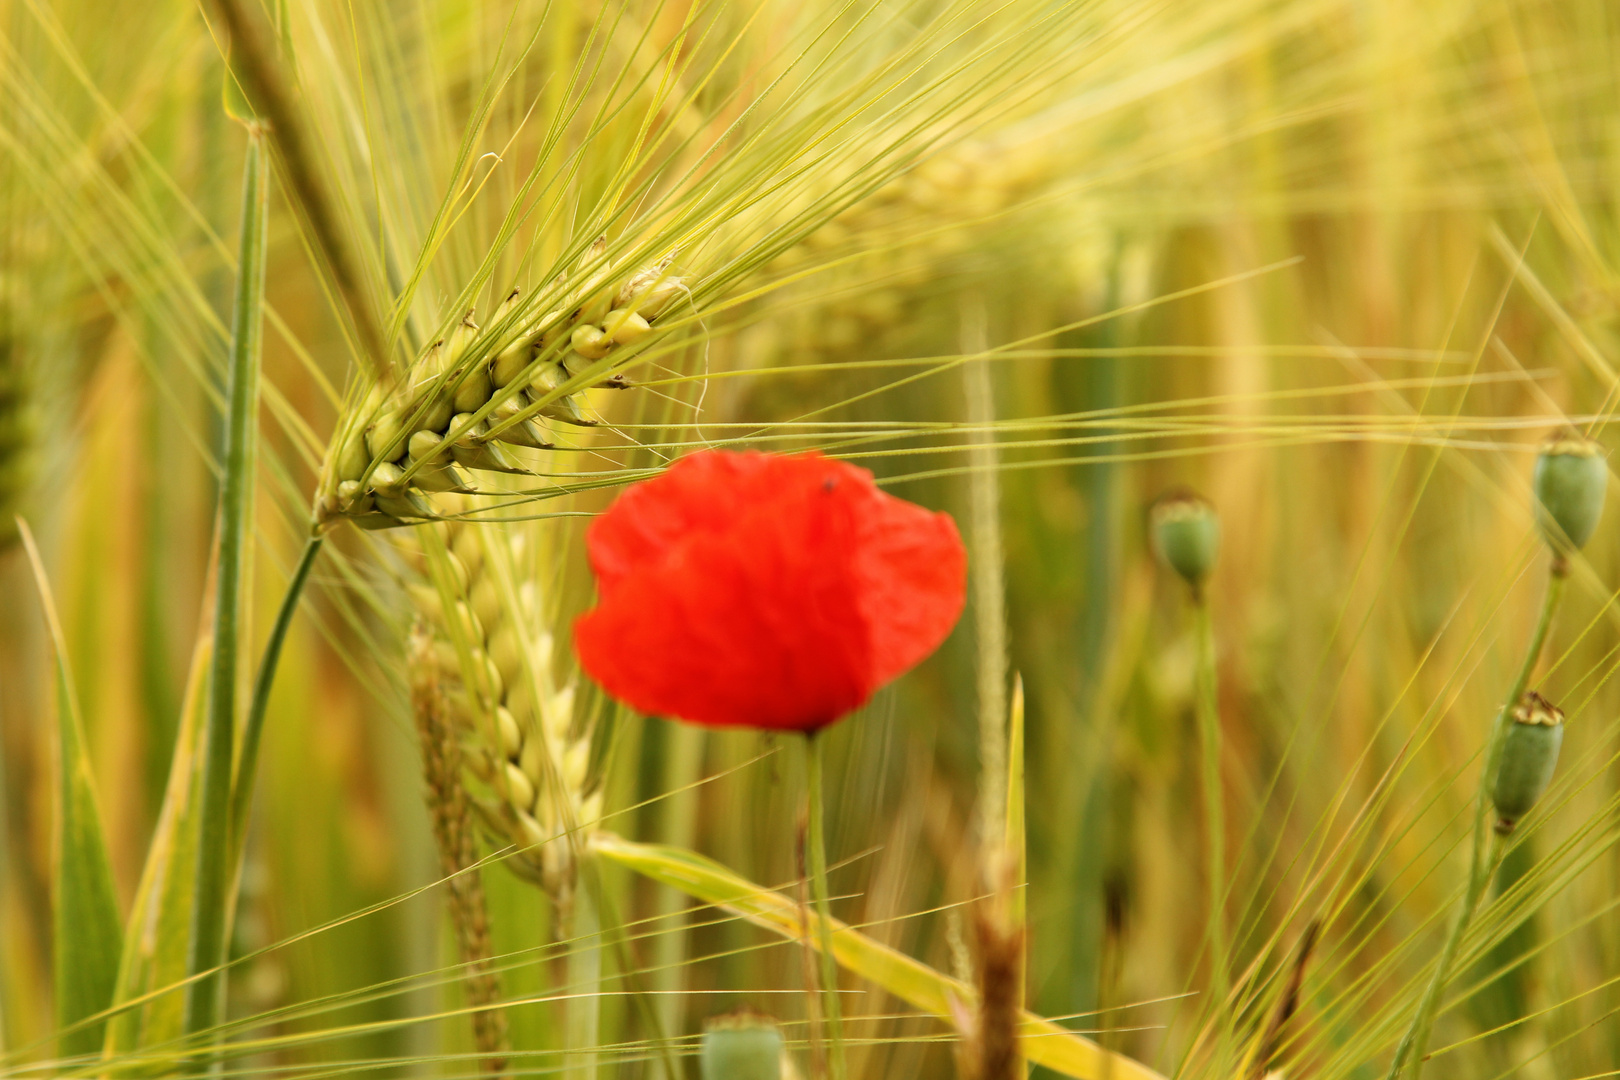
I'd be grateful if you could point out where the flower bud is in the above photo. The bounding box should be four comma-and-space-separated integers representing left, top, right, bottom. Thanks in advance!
1533, 438, 1606, 553
700, 1011, 783, 1080
1150, 490, 1220, 589
1491, 691, 1565, 835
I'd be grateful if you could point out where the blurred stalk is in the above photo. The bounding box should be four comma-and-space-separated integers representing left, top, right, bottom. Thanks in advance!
962, 299, 1009, 846
1193, 597, 1227, 1022
651, 723, 704, 1078
1465, 837, 1537, 1056
964, 296, 1025, 1080
565, 880, 603, 1080
1387, 567, 1566, 1080
805, 733, 847, 1080
182, 128, 267, 1064
208, 0, 388, 380
1049, 240, 1126, 1030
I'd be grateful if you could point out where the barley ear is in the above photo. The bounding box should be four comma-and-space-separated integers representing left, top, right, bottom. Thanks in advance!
409, 627, 510, 1076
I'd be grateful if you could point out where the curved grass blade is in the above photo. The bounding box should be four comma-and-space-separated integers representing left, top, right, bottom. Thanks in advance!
102, 633, 210, 1065
17, 519, 124, 1060
228, 533, 323, 872
591, 832, 1164, 1080
182, 126, 268, 1060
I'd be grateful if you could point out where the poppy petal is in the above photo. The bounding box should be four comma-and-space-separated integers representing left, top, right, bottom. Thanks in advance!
587, 451, 845, 598
575, 471, 875, 730
851, 487, 968, 685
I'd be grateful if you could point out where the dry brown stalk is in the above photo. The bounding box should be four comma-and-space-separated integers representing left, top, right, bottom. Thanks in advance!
208, 0, 389, 382
1253, 920, 1320, 1080
409, 627, 510, 1076
971, 912, 1025, 1080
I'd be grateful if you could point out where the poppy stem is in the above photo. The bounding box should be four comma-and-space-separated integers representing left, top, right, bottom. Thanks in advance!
1192, 593, 1228, 1041
1385, 565, 1565, 1080
805, 730, 848, 1080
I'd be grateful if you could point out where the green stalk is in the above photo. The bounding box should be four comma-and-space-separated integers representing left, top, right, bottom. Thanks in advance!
182, 130, 267, 1063
227, 533, 322, 872
652, 723, 704, 1078
1386, 566, 1566, 1080
566, 884, 602, 1080
805, 732, 847, 1080
1193, 596, 1228, 1026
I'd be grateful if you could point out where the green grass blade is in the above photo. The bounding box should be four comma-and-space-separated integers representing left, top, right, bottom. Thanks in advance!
591, 832, 1164, 1080
104, 633, 211, 1063
183, 127, 268, 1055
17, 520, 123, 1060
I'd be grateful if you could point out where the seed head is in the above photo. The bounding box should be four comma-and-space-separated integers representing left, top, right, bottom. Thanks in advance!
700, 1011, 784, 1080
1533, 437, 1606, 555
1150, 490, 1221, 590
313, 255, 688, 530
1492, 690, 1565, 835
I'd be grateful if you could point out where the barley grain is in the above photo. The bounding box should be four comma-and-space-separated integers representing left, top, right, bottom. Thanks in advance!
405, 506, 599, 904
316, 255, 685, 531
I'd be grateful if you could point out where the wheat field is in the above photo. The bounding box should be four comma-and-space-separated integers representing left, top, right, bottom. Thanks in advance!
2, 0, 1620, 1078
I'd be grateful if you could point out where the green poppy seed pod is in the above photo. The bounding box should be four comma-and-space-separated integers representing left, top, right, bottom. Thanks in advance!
700, 1012, 783, 1080
1491, 691, 1565, 835
1150, 490, 1221, 589
1533, 438, 1607, 553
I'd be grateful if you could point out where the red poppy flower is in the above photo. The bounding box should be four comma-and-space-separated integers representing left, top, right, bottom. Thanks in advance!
573, 450, 967, 731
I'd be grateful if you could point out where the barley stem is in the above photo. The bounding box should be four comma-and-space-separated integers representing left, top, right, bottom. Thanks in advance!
565, 885, 603, 1080
1192, 594, 1228, 1037
805, 731, 847, 1080
229, 534, 323, 872
1386, 564, 1566, 1080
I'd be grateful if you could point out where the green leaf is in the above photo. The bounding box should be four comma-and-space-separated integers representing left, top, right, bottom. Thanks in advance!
183, 128, 268, 1057
591, 832, 1166, 1080
102, 634, 211, 1068
17, 520, 123, 1061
